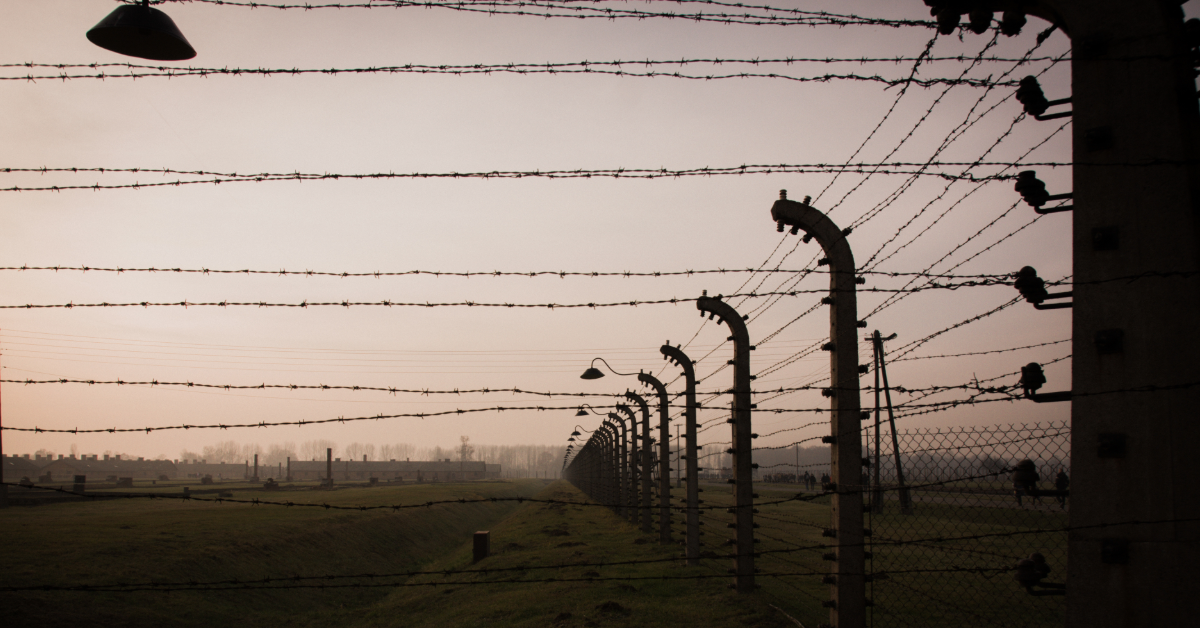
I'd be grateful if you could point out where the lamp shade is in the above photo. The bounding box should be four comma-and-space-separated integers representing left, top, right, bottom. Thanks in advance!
580, 367, 605, 380
87, 3, 196, 61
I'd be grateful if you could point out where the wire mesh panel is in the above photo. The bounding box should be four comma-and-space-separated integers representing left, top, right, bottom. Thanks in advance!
865, 421, 1071, 628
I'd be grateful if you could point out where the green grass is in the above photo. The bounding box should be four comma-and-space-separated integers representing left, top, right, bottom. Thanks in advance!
682, 481, 1067, 628
865, 501, 1068, 627
332, 480, 796, 628
0, 480, 547, 627
0, 478, 1067, 627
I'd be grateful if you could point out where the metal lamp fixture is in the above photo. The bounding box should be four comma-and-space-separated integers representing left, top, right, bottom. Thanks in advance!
87, 0, 197, 61
580, 357, 637, 380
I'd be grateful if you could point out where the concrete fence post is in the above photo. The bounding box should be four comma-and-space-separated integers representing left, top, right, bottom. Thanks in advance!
772, 190, 865, 626
326, 448, 333, 488
617, 403, 640, 526
607, 415, 629, 519
662, 342, 701, 566
625, 390, 654, 535
638, 372, 673, 545
696, 294, 755, 593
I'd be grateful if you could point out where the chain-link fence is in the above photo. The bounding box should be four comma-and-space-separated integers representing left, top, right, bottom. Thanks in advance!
865, 421, 1071, 628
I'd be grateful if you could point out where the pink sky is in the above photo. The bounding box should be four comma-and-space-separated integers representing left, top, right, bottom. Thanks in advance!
0, 1, 1107, 460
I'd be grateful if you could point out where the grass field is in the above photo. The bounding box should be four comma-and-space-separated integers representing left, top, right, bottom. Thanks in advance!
0, 478, 1068, 627
0, 479, 548, 627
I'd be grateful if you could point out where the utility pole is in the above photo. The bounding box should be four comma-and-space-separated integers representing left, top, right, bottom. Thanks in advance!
872, 333, 882, 513
873, 331, 911, 514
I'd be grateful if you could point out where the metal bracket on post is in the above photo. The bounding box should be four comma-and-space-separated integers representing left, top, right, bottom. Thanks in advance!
1015, 171, 1074, 214
638, 372, 673, 545
625, 390, 654, 535
1016, 75, 1073, 121
662, 342, 700, 566
1020, 362, 1073, 403
771, 190, 865, 628
1015, 266, 1073, 309
696, 293, 755, 594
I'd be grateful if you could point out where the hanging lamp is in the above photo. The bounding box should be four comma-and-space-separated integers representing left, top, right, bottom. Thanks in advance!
87, 0, 196, 61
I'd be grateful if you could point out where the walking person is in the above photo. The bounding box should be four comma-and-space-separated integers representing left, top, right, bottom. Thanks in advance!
1054, 467, 1069, 510
1012, 459, 1041, 507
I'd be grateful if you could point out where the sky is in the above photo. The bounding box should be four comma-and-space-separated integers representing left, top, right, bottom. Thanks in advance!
6, 0, 1173, 463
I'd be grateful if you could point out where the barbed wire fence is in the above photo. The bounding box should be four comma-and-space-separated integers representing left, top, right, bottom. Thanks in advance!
0, 4, 1116, 626
865, 422, 1072, 627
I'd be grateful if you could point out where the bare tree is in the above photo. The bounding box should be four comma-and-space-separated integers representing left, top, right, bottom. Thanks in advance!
239, 442, 264, 464
391, 443, 416, 460
459, 436, 475, 462
202, 441, 241, 463
301, 440, 338, 461
536, 450, 553, 476
264, 442, 297, 466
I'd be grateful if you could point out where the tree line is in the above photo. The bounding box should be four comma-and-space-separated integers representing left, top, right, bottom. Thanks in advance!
175, 438, 567, 478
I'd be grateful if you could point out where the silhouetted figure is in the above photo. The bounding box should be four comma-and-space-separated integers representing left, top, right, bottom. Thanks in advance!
1054, 468, 1069, 509
1012, 459, 1041, 507
1015, 552, 1066, 596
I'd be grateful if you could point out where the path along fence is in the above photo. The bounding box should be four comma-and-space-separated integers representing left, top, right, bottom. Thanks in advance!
865, 421, 1071, 628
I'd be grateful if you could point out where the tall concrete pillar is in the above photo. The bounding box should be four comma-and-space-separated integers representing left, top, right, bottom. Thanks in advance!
638, 372, 673, 545
697, 294, 756, 593
326, 448, 333, 487
662, 342, 701, 566
772, 191, 864, 625
926, 3, 1200, 625
617, 403, 641, 526
625, 390, 654, 535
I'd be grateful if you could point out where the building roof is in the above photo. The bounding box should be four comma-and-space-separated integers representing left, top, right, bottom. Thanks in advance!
289, 460, 488, 473
42, 458, 178, 478
3, 456, 43, 478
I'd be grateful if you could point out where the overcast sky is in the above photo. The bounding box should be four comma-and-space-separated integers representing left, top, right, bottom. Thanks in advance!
6, 0, 1165, 461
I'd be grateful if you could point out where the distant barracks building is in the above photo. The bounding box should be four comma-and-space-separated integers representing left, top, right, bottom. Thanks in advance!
288, 459, 495, 482
2, 454, 501, 482
5, 453, 178, 482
